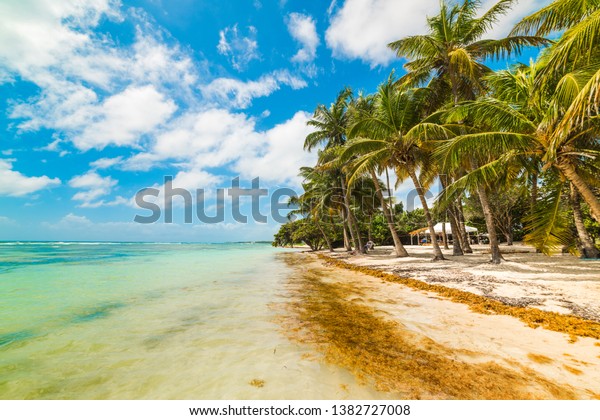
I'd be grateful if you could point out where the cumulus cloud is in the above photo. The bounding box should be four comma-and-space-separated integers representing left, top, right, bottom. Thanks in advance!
2, 0, 195, 151
76, 85, 177, 150
234, 111, 316, 184
201, 70, 306, 109
325, 0, 432, 66
90, 156, 124, 169
217, 24, 260, 71
325, 0, 551, 66
287, 13, 319, 63
286, 12, 320, 77
121, 109, 316, 186
0, 159, 61, 197
479, 0, 554, 38
68, 170, 126, 207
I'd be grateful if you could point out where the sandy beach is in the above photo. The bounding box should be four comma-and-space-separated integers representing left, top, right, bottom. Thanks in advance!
281, 245, 600, 399
334, 244, 600, 321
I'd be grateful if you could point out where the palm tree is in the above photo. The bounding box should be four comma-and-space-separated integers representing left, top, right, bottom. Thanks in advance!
388, 0, 548, 104
569, 184, 600, 258
294, 166, 340, 252
429, 59, 600, 260
344, 91, 409, 257
443, 60, 600, 221
388, 0, 548, 255
344, 78, 446, 261
511, 0, 600, 75
304, 88, 365, 253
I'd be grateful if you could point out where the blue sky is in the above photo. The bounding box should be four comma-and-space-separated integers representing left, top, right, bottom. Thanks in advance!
0, 0, 549, 242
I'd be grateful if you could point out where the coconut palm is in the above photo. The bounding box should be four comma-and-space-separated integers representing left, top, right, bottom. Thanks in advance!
294, 166, 341, 252
388, 0, 549, 104
304, 88, 365, 253
511, 0, 600, 73
388, 0, 548, 256
344, 78, 446, 261
429, 59, 600, 259
512, 0, 600, 166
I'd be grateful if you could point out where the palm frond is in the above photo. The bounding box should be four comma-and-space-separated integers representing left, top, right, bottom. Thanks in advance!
523, 186, 575, 255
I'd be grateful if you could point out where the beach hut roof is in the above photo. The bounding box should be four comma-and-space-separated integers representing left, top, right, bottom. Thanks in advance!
409, 222, 478, 235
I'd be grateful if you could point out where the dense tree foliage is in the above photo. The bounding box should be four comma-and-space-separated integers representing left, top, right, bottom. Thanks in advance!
273, 0, 600, 261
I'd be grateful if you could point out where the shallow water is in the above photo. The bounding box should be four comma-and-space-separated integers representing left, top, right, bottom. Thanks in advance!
0, 242, 384, 399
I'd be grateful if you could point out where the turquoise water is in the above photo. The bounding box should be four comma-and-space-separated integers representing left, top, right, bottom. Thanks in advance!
0, 242, 383, 399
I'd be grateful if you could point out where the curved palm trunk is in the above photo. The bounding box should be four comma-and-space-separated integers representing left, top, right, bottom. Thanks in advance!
448, 207, 465, 255
440, 176, 464, 256
342, 219, 352, 251
408, 169, 445, 261
370, 170, 409, 257
385, 168, 394, 218
449, 76, 474, 255
340, 177, 364, 254
570, 185, 599, 259
315, 217, 334, 252
476, 184, 503, 264
559, 163, 600, 223
530, 172, 542, 253
441, 218, 449, 249
456, 200, 474, 253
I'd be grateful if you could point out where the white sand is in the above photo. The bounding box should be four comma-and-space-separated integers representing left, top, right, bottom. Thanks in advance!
333, 243, 600, 321
296, 250, 600, 398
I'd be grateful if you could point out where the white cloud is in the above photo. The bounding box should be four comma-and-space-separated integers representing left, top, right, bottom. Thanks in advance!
201, 70, 306, 109
122, 108, 316, 187
0, 0, 121, 83
90, 156, 124, 169
75, 85, 177, 150
480, 0, 554, 38
52, 213, 94, 227
2, 1, 195, 151
325, 0, 433, 66
217, 24, 260, 71
287, 13, 319, 63
234, 111, 317, 184
325, 0, 551, 66
0, 159, 60, 197
68, 170, 126, 207
138, 169, 223, 211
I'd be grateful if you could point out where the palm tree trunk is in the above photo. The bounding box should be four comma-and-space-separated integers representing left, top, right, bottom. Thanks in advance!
408, 169, 445, 261
449, 80, 475, 254
370, 170, 408, 257
441, 216, 449, 249
385, 168, 394, 217
559, 163, 600, 223
448, 206, 465, 255
476, 184, 503, 264
505, 215, 514, 246
529, 172, 543, 253
340, 177, 364, 254
342, 219, 352, 251
530, 172, 538, 211
456, 200, 474, 253
440, 176, 464, 256
570, 184, 599, 259
315, 217, 334, 252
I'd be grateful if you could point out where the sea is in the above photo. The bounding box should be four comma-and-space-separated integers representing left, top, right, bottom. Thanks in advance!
0, 242, 384, 399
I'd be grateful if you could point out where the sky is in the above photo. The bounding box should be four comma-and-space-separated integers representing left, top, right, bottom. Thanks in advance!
0, 0, 551, 242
